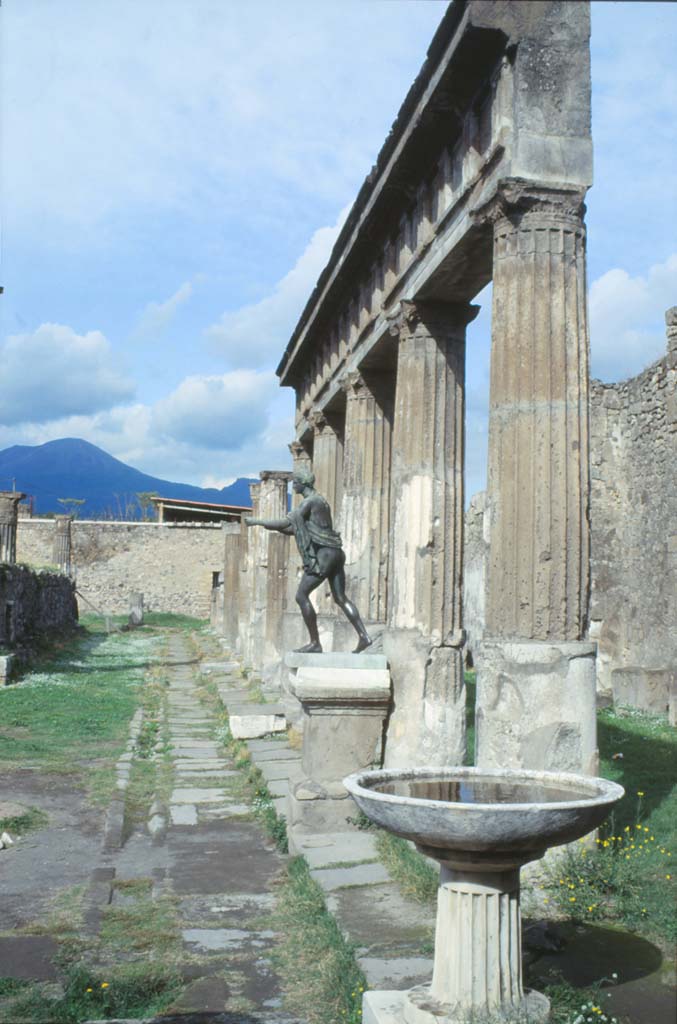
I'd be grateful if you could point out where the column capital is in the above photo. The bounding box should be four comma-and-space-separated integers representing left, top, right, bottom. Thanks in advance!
337, 368, 370, 399
473, 179, 587, 230
259, 470, 293, 483
387, 300, 480, 342
288, 439, 310, 460
308, 408, 337, 434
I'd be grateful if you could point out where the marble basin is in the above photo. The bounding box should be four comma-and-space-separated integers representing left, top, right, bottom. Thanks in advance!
344, 766, 624, 1024
343, 766, 624, 867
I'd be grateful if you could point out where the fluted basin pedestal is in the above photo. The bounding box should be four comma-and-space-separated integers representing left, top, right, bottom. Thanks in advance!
344, 767, 624, 1024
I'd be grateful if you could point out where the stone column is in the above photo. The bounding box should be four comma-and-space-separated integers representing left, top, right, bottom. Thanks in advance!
309, 409, 344, 624
237, 484, 258, 660
256, 470, 292, 672
339, 369, 391, 623
383, 302, 478, 768
308, 409, 343, 521
0, 492, 26, 564
475, 183, 597, 775
223, 522, 242, 648
281, 439, 313, 660
52, 514, 73, 575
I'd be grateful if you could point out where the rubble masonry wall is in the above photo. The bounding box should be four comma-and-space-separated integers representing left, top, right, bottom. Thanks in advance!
16, 519, 225, 620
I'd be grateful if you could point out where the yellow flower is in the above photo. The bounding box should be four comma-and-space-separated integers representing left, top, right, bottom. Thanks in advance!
569, 896, 576, 902
637, 791, 644, 797
667, 874, 672, 880
101, 982, 109, 989
86, 988, 93, 993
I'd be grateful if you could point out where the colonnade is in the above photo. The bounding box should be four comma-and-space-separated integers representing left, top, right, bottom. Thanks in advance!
229, 183, 595, 774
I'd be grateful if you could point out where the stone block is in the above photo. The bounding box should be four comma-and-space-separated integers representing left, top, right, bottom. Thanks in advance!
228, 706, 286, 739
0, 654, 16, 685
286, 650, 388, 671
476, 641, 598, 775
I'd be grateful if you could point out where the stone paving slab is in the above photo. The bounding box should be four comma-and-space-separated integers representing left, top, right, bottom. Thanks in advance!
358, 955, 434, 991
170, 804, 198, 826
250, 747, 300, 763
311, 861, 390, 892
267, 779, 289, 798
290, 830, 378, 867
325, 882, 434, 951
171, 788, 232, 804
246, 738, 292, 752
259, 760, 301, 782
171, 746, 221, 758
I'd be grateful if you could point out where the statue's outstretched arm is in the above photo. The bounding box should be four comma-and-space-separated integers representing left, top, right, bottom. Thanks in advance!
244, 516, 293, 534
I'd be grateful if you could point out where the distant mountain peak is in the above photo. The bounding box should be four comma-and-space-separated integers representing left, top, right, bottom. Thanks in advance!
0, 437, 260, 516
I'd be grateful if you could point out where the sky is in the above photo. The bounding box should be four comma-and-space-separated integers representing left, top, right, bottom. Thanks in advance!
1, 0, 675, 502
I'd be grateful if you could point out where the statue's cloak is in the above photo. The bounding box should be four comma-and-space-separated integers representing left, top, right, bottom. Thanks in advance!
286, 503, 342, 577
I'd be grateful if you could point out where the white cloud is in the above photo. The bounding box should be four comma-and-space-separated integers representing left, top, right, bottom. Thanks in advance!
152, 370, 279, 450
135, 281, 194, 336
589, 253, 676, 381
205, 210, 348, 367
0, 324, 135, 426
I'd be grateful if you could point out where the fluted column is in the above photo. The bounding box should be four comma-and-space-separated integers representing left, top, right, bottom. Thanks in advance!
484, 185, 590, 641
383, 302, 477, 768
222, 523, 241, 647
289, 440, 312, 508
474, 183, 597, 775
431, 867, 522, 1012
309, 409, 344, 620
388, 302, 476, 640
238, 483, 259, 660
53, 515, 73, 575
339, 369, 391, 622
0, 492, 25, 564
281, 439, 313, 655
257, 471, 292, 668
308, 409, 343, 517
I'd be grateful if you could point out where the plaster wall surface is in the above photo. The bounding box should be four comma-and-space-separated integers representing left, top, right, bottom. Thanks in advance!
16, 519, 224, 619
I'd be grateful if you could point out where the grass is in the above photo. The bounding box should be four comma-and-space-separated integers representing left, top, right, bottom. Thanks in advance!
0, 621, 159, 779
2, 961, 182, 1023
271, 856, 367, 1024
374, 831, 438, 904
221, 724, 289, 852
0, 806, 48, 835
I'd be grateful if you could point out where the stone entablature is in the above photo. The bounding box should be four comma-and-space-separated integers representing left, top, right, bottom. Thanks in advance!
279, 2, 591, 432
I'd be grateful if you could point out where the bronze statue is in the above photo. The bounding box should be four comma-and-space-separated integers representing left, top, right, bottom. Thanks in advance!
244, 467, 372, 654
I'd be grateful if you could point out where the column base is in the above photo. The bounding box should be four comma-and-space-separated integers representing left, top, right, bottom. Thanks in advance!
476, 640, 597, 775
363, 988, 550, 1024
383, 631, 466, 768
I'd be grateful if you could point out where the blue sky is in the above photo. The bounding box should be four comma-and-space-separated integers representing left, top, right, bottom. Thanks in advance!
1, 0, 675, 501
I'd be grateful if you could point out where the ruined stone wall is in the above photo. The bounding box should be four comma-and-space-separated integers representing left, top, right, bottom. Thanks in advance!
589, 337, 676, 711
16, 519, 225, 620
464, 331, 676, 714
0, 564, 78, 645
462, 491, 489, 667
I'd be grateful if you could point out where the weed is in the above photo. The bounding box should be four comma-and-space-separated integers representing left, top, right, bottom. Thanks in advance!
0, 806, 48, 834
4, 961, 181, 1023
375, 831, 438, 904
271, 856, 367, 1024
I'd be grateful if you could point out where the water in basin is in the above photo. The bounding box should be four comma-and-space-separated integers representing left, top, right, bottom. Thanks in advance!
367, 775, 596, 805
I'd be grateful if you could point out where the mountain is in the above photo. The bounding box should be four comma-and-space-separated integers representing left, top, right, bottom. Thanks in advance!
0, 438, 258, 517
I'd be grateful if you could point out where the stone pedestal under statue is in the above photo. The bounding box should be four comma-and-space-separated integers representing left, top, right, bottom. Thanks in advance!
285, 651, 391, 834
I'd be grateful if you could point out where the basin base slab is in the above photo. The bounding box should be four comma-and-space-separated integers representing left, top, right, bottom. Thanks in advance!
363, 987, 550, 1024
